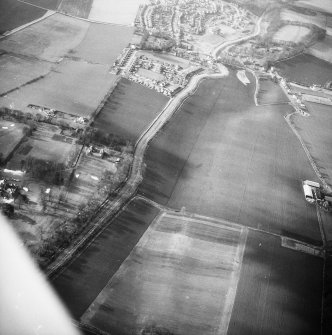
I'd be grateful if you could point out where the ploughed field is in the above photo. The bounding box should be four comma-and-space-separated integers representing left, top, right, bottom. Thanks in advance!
51, 198, 160, 318
93, 78, 169, 142
228, 229, 323, 335
81, 213, 247, 335
138, 71, 321, 244
256, 77, 290, 105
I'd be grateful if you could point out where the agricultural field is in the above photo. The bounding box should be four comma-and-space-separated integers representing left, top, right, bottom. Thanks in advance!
227, 229, 323, 335
0, 0, 47, 35
138, 71, 321, 244
256, 77, 289, 105
0, 13, 89, 62
72, 23, 134, 65
24, 0, 61, 10
88, 0, 150, 25
296, 0, 332, 15
0, 59, 117, 117
51, 198, 160, 318
281, 7, 327, 29
0, 120, 26, 162
273, 25, 310, 43
93, 78, 169, 142
0, 54, 52, 96
308, 35, 332, 64
58, 0, 93, 18
276, 53, 332, 86
292, 102, 332, 187
81, 213, 246, 335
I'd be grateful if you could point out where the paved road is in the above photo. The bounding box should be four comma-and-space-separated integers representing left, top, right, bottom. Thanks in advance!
212, 14, 264, 58
47, 67, 229, 277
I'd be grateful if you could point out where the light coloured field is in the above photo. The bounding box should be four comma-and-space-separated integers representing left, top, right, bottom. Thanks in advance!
72, 23, 134, 65
0, 13, 89, 62
273, 25, 310, 43
297, 0, 332, 15
88, 0, 150, 25
281, 8, 326, 29
0, 54, 52, 95
82, 213, 247, 335
0, 59, 117, 117
0, 121, 25, 160
308, 35, 332, 63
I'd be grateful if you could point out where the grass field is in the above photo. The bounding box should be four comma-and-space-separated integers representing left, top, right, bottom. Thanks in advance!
276, 53, 332, 86
292, 102, 332, 187
297, 0, 332, 15
0, 0, 46, 35
227, 229, 323, 335
138, 71, 321, 244
81, 214, 246, 335
7, 123, 76, 168
0, 13, 89, 62
88, 0, 150, 25
93, 78, 169, 142
58, 0, 93, 19
72, 23, 134, 65
281, 8, 327, 29
51, 198, 160, 318
308, 35, 332, 64
273, 25, 310, 43
0, 59, 117, 117
256, 77, 289, 105
0, 121, 25, 161
0, 54, 52, 95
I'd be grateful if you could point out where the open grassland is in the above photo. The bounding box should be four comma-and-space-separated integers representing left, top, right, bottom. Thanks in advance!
0, 54, 52, 95
273, 25, 310, 43
88, 0, 150, 25
227, 229, 323, 335
72, 23, 134, 65
256, 77, 290, 105
138, 71, 321, 244
297, 0, 332, 15
292, 102, 332, 187
308, 35, 332, 64
81, 213, 246, 335
58, 0, 93, 19
7, 123, 76, 168
0, 121, 25, 160
0, 13, 89, 62
0, 0, 47, 35
93, 78, 169, 142
24, 0, 61, 10
51, 198, 160, 318
0, 59, 117, 117
276, 54, 332, 86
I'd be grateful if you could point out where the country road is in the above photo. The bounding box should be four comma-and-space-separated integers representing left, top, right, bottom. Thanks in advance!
47, 66, 229, 277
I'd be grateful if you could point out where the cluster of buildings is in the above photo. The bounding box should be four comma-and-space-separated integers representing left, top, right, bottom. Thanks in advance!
114, 49, 203, 96
134, 0, 254, 48
0, 178, 19, 204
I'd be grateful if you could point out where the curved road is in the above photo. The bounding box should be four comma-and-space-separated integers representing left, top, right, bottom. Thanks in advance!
47, 67, 229, 277
212, 14, 264, 59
